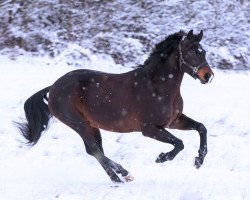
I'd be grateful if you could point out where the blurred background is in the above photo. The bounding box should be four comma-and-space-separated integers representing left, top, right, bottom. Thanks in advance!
0, 0, 249, 70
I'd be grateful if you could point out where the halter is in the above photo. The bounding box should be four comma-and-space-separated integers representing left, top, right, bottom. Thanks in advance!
178, 41, 208, 78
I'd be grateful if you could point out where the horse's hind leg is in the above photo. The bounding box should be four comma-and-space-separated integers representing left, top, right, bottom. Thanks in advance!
84, 141, 133, 182
83, 142, 123, 182
57, 111, 132, 182
84, 128, 134, 181
91, 127, 104, 153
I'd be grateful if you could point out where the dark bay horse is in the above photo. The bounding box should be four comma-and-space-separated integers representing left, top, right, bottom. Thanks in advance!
17, 30, 214, 183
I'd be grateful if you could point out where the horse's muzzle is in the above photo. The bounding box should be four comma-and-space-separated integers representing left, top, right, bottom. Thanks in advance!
196, 66, 214, 84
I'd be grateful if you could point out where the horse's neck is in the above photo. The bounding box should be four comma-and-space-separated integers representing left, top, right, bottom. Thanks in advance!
139, 57, 184, 88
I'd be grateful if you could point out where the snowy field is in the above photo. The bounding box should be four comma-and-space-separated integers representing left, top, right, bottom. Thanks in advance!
0, 55, 250, 200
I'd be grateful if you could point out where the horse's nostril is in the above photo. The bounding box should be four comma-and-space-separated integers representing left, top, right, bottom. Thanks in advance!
204, 73, 211, 82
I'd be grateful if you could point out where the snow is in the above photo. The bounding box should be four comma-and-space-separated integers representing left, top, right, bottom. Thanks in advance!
0, 55, 250, 200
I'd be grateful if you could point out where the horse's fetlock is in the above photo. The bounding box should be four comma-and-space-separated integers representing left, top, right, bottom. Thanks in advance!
199, 147, 208, 157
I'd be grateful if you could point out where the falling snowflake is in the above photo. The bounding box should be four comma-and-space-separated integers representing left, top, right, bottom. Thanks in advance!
168, 74, 174, 79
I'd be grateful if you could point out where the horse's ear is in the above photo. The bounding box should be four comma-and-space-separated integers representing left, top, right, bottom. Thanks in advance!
197, 30, 203, 42
187, 30, 193, 40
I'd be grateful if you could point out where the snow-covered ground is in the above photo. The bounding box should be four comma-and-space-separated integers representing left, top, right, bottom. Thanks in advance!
0, 55, 250, 200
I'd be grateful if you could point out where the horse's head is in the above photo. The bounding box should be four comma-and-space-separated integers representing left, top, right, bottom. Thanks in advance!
179, 30, 214, 84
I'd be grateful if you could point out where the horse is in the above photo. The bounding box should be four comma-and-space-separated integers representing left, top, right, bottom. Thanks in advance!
17, 30, 214, 183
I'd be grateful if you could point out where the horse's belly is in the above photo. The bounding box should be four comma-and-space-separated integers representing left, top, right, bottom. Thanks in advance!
88, 115, 139, 133
82, 106, 140, 133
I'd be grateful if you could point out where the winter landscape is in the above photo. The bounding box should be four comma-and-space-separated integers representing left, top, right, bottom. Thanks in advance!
0, 0, 250, 200
1, 54, 250, 200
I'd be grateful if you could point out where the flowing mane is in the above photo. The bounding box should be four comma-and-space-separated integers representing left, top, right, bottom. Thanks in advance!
142, 30, 186, 66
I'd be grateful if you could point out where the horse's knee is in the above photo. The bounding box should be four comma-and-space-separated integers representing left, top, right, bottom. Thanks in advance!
197, 123, 207, 134
175, 139, 184, 151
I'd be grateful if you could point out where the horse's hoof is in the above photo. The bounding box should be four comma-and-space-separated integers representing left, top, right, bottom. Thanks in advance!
194, 157, 203, 169
122, 173, 134, 182
156, 152, 173, 163
155, 153, 165, 163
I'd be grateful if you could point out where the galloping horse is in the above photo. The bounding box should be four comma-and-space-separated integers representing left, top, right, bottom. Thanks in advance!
17, 30, 214, 183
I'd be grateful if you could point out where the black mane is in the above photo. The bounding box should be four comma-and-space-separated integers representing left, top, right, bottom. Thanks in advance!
142, 30, 186, 66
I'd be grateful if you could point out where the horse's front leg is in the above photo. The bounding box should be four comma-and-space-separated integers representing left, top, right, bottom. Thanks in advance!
169, 114, 207, 168
142, 124, 184, 163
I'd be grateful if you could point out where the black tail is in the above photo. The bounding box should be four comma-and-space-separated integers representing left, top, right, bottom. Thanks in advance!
16, 86, 52, 145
